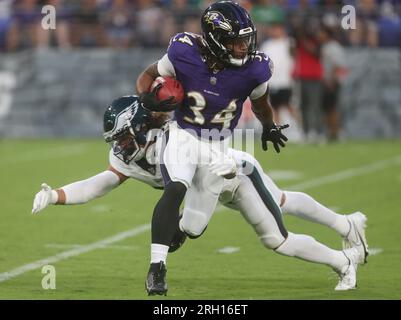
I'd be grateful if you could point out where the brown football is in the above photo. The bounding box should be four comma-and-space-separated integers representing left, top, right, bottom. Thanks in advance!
150, 76, 185, 105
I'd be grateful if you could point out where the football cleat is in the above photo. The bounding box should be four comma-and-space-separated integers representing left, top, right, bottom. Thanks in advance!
169, 228, 187, 253
335, 228, 367, 291
145, 261, 168, 296
342, 211, 369, 264
334, 250, 358, 291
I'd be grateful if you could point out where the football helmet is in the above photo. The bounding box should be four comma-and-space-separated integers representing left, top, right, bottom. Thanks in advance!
103, 95, 150, 164
201, 1, 257, 67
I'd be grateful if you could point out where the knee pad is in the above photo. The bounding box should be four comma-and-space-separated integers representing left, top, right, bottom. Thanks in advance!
185, 225, 208, 239
253, 216, 286, 249
179, 209, 209, 238
259, 234, 286, 249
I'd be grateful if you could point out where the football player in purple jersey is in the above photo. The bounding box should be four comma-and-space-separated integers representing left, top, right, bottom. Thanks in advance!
136, 1, 291, 295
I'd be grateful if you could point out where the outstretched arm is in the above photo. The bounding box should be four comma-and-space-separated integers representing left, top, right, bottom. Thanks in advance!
31, 166, 127, 214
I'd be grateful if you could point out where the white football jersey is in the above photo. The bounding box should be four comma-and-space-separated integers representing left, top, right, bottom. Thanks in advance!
109, 143, 164, 188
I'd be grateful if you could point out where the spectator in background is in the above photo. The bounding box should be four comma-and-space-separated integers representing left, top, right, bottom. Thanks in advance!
377, 0, 401, 47
286, 0, 320, 8
259, 5, 303, 142
318, 0, 347, 43
36, 0, 72, 49
72, 0, 106, 47
349, 0, 379, 47
159, 12, 178, 47
250, 0, 276, 44
6, 0, 41, 51
169, 0, 199, 30
182, 14, 201, 34
318, 24, 348, 141
292, 17, 324, 142
135, 0, 164, 47
162, 0, 201, 46
0, 0, 13, 51
103, 0, 134, 48
2, 0, 398, 51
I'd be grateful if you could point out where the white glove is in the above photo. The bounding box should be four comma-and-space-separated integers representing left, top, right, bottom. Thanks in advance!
209, 156, 237, 179
32, 183, 57, 214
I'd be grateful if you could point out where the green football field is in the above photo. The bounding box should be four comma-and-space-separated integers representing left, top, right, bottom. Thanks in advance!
0, 139, 400, 300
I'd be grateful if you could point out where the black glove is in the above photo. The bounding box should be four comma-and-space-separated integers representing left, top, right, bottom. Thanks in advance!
139, 83, 178, 112
261, 123, 289, 153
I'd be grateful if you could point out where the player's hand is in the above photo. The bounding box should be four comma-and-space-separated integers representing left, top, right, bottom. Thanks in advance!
32, 183, 56, 215
209, 156, 237, 179
139, 84, 178, 112
261, 123, 289, 153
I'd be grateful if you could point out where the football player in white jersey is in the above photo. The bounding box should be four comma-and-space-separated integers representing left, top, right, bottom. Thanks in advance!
32, 95, 368, 295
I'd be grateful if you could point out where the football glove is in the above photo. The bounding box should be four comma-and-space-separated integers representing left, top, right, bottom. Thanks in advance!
209, 156, 237, 179
261, 123, 289, 153
32, 183, 57, 214
139, 83, 178, 112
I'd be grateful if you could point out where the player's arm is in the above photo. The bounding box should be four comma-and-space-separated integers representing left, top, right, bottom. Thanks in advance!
136, 56, 177, 112
251, 87, 289, 153
136, 62, 160, 95
136, 47, 176, 94
250, 87, 275, 128
31, 166, 128, 214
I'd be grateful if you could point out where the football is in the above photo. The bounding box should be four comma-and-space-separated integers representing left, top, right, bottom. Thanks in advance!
150, 76, 185, 105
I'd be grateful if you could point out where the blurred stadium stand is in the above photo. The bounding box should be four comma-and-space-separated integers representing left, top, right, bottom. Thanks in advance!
0, 0, 400, 139
0, 48, 164, 137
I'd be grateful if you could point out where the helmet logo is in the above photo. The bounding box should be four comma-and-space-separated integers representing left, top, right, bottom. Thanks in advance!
204, 11, 232, 31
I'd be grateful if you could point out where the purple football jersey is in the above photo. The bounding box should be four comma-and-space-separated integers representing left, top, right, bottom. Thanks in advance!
167, 32, 273, 136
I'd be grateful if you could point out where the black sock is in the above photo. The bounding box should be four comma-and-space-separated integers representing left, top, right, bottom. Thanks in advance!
151, 181, 187, 245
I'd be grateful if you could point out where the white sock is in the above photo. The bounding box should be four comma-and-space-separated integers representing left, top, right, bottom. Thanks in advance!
275, 232, 349, 272
282, 191, 350, 237
151, 243, 169, 264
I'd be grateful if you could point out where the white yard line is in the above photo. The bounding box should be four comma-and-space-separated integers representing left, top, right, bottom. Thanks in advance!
0, 224, 150, 283
45, 244, 136, 250
286, 155, 401, 191
368, 248, 383, 256
216, 155, 401, 213
217, 247, 240, 254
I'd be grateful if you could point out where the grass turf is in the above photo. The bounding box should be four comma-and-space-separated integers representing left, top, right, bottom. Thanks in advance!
0, 139, 400, 299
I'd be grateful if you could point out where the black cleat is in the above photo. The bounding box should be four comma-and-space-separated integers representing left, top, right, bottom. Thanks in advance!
169, 229, 187, 253
145, 261, 168, 296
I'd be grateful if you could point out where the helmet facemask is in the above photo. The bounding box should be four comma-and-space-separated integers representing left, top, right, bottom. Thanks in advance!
109, 129, 143, 164
104, 108, 147, 164
221, 32, 257, 66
